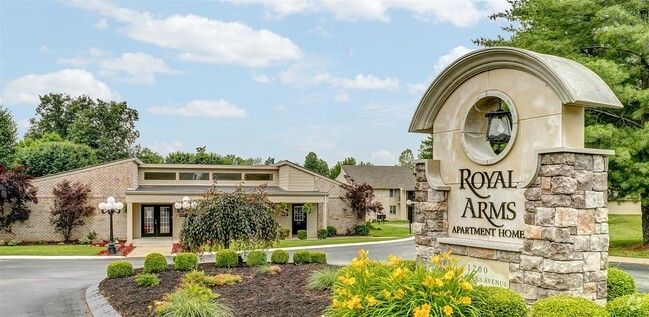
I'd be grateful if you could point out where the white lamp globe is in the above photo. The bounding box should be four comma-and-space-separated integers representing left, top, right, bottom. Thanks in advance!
107, 197, 116, 204
182, 201, 190, 209
183, 196, 190, 202
115, 202, 124, 210
174, 202, 182, 209
99, 202, 107, 210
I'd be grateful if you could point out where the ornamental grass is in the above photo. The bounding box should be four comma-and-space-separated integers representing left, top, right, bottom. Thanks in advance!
326, 250, 477, 317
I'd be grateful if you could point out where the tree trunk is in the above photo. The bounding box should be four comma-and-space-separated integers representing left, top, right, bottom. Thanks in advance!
642, 203, 649, 245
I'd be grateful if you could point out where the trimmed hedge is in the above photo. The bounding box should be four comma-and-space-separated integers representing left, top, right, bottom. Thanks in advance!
607, 293, 649, 317
297, 230, 307, 240
107, 261, 134, 278
317, 229, 328, 240
310, 251, 327, 264
472, 286, 526, 317
326, 226, 337, 237
143, 253, 168, 273
608, 268, 636, 301
293, 250, 311, 265
215, 249, 239, 268
246, 250, 267, 267
354, 224, 370, 236
174, 253, 198, 271
530, 295, 608, 317
271, 250, 289, 264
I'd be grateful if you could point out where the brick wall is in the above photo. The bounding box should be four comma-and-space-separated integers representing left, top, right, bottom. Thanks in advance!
315, 178, 359, 234
0, 159, 139, 242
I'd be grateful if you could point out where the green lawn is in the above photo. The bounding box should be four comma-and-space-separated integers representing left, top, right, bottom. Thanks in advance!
278, 221, 413, 248
0, 244, 105, 256
609, 214, 649, 258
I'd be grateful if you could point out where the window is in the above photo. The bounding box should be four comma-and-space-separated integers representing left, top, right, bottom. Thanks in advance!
245, 173, 273, 181
144, 172, 176, 180
213, 173, 242, 181
179, 172, 209, 180
389, 205, 397, 215
390, 189, 398, 197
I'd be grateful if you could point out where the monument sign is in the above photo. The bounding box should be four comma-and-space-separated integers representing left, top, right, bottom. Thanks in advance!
409, 47, 621, 305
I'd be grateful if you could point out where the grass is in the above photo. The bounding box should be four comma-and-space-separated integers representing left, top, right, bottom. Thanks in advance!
277, 221, 413, 248
609, 214, 649, 258
306, 266, 339, 291
0, 244, 106, 256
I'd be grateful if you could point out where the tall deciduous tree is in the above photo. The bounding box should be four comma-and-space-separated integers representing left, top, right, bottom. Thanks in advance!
27, 93, 140, 162
340, 175, 383, 222
13, 138, 99, 177
330, 157, 358, 179
49, 180, 94, 242
399, 149, 415, 171
0, 165, 38, 233
478, 0, 649, 244
132, 145, 164, 164
418, 135, 434, 159
304, 151, 330, 177
0, 106, 18, 167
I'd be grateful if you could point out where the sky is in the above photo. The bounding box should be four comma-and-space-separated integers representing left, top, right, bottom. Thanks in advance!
1, 0, 510, 166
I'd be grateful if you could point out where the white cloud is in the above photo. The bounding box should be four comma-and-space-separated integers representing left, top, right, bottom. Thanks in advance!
94, 18, 109, 30
308, 25, 333, 39
252, 73, 272, 83
39, 46, 50, 53
434, 45, 474, 74
2, 69, 119, 105
273, 124, 345, 153
98, 52, 179, 84
274, 104, 288, 112
58, 56, 90, 67
407, 82, 427, 95
16, 118, 31, 130
89, 47, 110, 57
334, 92, 349, 102
371, 149, 396, 162
68, 1, 302, 67
148, 99, 248, 119
148, 141, 184, 155
227, 0, 508, 26
280, 65, 400, 91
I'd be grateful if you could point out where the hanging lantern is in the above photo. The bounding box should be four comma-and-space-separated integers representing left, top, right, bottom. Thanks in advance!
485, 99, 512, 152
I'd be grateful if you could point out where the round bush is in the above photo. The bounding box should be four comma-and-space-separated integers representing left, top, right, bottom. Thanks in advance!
317, 229, 328, 240
297, 230, 307, 240
215, 249, 239, 268
246, 250, 267, 267
135, 273, 160, 287
310, 251, 327, 264
472, 286, 526, 317
530, 295, 608, 317
608, 268, 636, 301
271, 250, 289, 264
326, 226, 337, 237
107, 261, 134, 278
293, 250, 311, 265
354, 224, 369, 236
174, 253, 198, 271
607, 293, 649, 317
143, 252, 168, 273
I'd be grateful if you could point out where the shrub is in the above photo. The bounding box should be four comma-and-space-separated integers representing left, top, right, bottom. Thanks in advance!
317, 229, 328, 240
7, 239, 20, 246
246, 250, 267, 267
279, 228, 290, 240
607, 293, 649, 317
79, 236, 91, 245
271, 250, 289, 264
306, 267, 338, 291
215, 249, 239, 268
143, 252, 168, 273
297, 230, 307, 240
530, 295, 608, 317
154, 283, 235, 317
0, 240, 5, 246
327, 250, 476, 317
354, 224, 370, 236
213, 273, 242, 286
472, 286, 526, 317
327, 226, 337, 237
310, 251, 327, 264
183, 270, 217, 287
134, 273, 159, 287
174, 253, 198, 271
107, 261, 134, 278
293, 250, 311, 265
608, 268, 636, 301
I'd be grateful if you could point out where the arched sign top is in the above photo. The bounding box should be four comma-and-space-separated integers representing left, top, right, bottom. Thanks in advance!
409, 47, 623, 134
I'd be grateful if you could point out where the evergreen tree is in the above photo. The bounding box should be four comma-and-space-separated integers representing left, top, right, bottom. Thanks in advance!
0, 106, 17, 167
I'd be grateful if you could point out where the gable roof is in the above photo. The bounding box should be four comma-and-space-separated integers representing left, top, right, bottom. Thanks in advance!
340, 165, 416, 190
273, 160, 344, 185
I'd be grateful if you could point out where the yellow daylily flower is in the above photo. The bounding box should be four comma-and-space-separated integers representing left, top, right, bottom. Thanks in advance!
365, 295, 378, 306
413, 303, 431, 317
443, 305, 453, 316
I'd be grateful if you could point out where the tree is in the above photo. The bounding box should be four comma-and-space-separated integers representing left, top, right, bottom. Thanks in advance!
49, 180, 94, 242
13, 139, 99, 177
264, 157, 276, 165
329, 157, 357, 179
27, 93, 139, 162
399, 149, 415, 171
132, 145, 164, 164
418, 135, 434, 159
0, 165, 38, 233
180, 185, 279, 251
0, 107, 18, 168
304, 151, 330, 177
477, 0, 649, 244
340, 175, 383, 222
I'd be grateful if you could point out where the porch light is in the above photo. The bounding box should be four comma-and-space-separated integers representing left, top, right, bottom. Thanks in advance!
175, 196, 196, 217
485, 99, 512, 153
98, 196, 123, 255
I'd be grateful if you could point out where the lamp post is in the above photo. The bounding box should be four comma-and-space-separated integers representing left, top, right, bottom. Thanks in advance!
406, 200, 414, 234
174, 196, 197, 217
98, 197, 123, 255
485, 99, 512, 153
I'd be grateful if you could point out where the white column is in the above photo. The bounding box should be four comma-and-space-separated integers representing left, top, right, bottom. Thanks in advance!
126, 202, 133, 243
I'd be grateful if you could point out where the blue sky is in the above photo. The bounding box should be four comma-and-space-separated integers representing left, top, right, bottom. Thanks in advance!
1, 0, 509, 166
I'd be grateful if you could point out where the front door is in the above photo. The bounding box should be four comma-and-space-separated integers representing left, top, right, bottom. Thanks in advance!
292, 204, 307, 235
142, 205, 173, 237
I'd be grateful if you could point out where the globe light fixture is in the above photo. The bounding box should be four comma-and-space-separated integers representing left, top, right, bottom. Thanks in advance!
98, 196, 123, 255
485, 99, 512, 153
175, 196, 197, 217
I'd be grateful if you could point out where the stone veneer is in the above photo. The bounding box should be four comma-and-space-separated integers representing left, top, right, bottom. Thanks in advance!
414, 151, 610, 305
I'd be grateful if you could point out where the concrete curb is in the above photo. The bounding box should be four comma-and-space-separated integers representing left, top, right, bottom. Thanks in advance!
85, 283, 121, 317
609, 256, 649, 265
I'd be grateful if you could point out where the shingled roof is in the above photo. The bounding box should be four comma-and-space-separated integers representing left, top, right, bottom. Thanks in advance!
340, 165, 416, 191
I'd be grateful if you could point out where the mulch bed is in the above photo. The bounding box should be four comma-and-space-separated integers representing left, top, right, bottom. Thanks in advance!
99, 263, 333, 317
